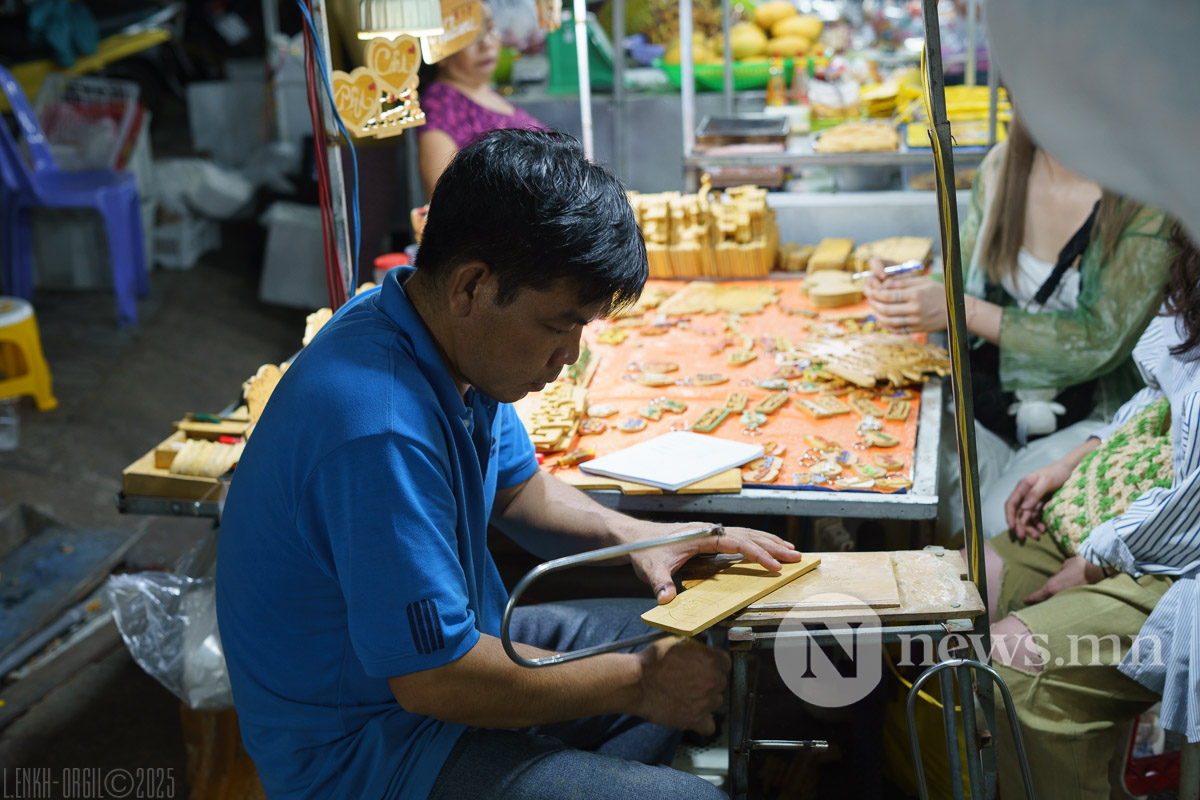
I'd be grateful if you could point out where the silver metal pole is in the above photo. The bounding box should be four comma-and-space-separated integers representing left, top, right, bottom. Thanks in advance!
613, 0, 626, 179
573, 0, 594, 159
310, 0, 355, 298
721, 0, 734, 114
965, 0, 977, 87
680, 0, 696, 158
987, 64, 999, 147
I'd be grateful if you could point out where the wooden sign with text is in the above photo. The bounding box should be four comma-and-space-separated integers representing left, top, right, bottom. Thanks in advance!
330, 36, 425, 140
420, 0, 483, 64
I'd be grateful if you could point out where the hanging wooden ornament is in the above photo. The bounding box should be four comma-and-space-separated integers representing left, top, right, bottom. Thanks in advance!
421, 0, 486, 64
331, 37, 426, 141
331, 67, 381, 134
367, 36, 421, 94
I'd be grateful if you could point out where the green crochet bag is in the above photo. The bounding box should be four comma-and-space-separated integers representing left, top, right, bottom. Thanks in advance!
1043, 397, 1173, 556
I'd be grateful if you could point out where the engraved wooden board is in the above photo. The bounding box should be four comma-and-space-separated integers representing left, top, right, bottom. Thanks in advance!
747, 550, 900, 610
642, 554, 821, 636
733, 550, 984, 626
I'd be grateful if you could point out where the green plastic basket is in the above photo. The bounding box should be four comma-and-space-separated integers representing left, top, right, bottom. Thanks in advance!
655, 58, 794, 92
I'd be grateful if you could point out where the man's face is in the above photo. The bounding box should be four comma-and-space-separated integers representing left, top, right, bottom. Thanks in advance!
456, 274, 605, 403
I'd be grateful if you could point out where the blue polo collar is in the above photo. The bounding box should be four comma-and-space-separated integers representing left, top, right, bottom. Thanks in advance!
376, 266, 498, 424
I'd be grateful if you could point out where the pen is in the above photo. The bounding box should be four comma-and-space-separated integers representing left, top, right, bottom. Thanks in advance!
850, 259, 927, 281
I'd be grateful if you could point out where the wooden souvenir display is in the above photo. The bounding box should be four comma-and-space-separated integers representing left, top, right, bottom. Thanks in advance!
331, 37, 425, 140
849, 236, 933, 271
420, 0, 485, 64
519, 381, 587, 452
243, 364, 286, 426
303, 308, 334, 346
796, 397, 851, 419
657, 282, 780, 317
779, 243, 815, 272
168, 439, 245, 478
641, 555, 822, 636
808, 276, 865, 308
627, 179, 780, 279
884, 399, 912, 421
754, 392, 789, 415
796, 334, 951, 389
807, 238, 856, 272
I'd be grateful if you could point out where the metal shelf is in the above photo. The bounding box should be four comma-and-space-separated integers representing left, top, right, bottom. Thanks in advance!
115, 492, 221, 519
685, 149, 988, 170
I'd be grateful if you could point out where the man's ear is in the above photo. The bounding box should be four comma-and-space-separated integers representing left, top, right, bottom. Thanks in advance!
445, 261, 491, 318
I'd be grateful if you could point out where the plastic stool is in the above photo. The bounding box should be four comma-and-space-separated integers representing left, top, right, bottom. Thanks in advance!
0, 297, 57, 411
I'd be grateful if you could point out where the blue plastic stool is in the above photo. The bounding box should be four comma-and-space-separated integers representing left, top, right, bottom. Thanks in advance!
0, 65, 147, 327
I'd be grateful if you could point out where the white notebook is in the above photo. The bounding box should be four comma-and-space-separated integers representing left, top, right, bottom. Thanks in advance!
579, 432, 764, 491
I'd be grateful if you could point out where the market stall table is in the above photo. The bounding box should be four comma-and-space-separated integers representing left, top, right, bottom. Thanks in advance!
522, 278, 943, 522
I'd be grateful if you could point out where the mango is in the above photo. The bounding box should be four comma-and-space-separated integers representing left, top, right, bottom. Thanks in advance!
729, 21, 768, 59
753, 0, 798, 33
772, 14, 822, 41
764, 34, 809, 58
663, 33, 713, 65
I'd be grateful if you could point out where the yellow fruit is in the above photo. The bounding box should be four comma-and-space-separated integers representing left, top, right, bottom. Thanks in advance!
753, 0, 798, 33
662, 33, 710, 65
771, 14, 822, 41
764, 35, 809, 58
729, 21, 768, 59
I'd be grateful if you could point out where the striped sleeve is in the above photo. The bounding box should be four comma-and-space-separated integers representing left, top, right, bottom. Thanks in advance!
1079, 388, 1200, 576
1092, 385, 1165, 442
1119, 576, 1200, 742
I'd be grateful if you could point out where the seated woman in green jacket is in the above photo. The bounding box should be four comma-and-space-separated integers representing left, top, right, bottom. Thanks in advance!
864, 113, 1176, 545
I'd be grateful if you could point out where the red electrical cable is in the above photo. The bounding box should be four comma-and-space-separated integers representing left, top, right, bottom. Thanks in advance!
301, 16, 337, 308
300, 1, 348, 309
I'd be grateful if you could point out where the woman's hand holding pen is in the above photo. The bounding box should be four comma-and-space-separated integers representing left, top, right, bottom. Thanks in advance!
862, 260, 948, 335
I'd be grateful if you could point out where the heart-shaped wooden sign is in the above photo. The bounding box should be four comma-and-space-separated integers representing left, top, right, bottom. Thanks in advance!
331, 67, 380, 131
366, 36, 421, 95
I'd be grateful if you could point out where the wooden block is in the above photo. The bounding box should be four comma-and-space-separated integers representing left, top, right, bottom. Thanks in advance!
782, 244, 815, 272
675, 467, 742, 494
748, 551, 900, 609
808, 238, 855, 271
809, 282, 864, 309
849, 236, 933, 271
642, 554, 821, 636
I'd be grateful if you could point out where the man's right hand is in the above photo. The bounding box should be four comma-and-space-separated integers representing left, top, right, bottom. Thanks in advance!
635, 637, 730, 735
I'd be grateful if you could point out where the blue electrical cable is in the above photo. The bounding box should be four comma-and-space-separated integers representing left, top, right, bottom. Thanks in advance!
297, 0, 361, 297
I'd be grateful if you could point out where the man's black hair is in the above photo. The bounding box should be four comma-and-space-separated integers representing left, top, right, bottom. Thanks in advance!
415, 128, 648, 314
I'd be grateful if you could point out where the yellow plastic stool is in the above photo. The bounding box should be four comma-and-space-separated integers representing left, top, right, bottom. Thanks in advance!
0, 297, 57, 411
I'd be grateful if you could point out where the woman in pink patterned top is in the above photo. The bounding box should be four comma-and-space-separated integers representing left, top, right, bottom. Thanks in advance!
417, 2, 547, 198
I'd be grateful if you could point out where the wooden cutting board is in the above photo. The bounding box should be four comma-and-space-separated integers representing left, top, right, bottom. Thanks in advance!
642, 554, 821, 636
747, 550, 901, 610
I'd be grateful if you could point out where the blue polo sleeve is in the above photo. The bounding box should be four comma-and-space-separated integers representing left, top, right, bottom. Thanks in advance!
296, 433, 479, 679
495, 403, 538, 490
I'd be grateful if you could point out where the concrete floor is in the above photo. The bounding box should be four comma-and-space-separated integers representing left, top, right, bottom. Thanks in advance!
0, 226, 309, 786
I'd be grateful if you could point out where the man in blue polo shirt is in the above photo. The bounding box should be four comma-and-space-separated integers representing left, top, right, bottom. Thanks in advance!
216, 129, 802, 799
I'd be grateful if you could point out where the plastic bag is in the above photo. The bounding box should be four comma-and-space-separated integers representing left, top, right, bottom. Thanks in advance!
107, 572, 233, 711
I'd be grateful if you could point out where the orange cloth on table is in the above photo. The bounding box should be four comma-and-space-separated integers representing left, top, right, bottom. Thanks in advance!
541, 279, 923, 493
